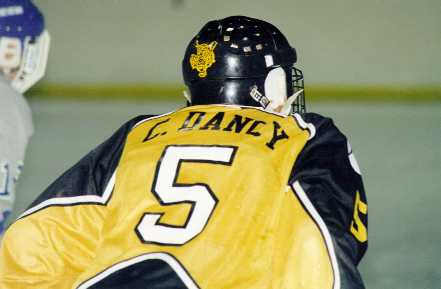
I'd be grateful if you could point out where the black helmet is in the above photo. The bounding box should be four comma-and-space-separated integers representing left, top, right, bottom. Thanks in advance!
182, 15, 305, 114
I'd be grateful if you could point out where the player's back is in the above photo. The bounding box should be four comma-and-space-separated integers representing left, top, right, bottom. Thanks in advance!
75, 105, 333, 289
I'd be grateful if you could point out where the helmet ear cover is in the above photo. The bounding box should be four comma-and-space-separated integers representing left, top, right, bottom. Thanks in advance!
10, 30, 50, 93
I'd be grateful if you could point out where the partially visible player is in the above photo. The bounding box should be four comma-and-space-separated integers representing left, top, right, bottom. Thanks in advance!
0, 0, 50, 235
0, 16, 367, 289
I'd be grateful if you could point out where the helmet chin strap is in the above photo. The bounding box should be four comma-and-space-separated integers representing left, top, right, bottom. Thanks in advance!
183, 90, 192, 104
278, 89, 304, 116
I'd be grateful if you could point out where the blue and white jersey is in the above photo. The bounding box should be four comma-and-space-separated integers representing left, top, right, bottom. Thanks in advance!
0, 74, 33, 235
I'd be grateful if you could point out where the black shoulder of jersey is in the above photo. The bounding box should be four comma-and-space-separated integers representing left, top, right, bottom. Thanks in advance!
26, 115, 156, 210
289, 112, 368, 288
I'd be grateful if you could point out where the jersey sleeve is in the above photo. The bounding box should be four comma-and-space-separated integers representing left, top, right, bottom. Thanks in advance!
289, 113, 368, 289
0, 115, 151, 289
0, 79, 34, 235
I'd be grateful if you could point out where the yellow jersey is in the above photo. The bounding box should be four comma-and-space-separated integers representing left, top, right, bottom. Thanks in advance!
0, 105, 367, 289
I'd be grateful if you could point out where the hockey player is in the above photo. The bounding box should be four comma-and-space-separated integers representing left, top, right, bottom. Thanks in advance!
0, 0, 50, 235
0, 16, 367, 289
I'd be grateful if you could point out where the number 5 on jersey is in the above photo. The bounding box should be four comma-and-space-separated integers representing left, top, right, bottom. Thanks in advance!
136, 145, 237, 246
